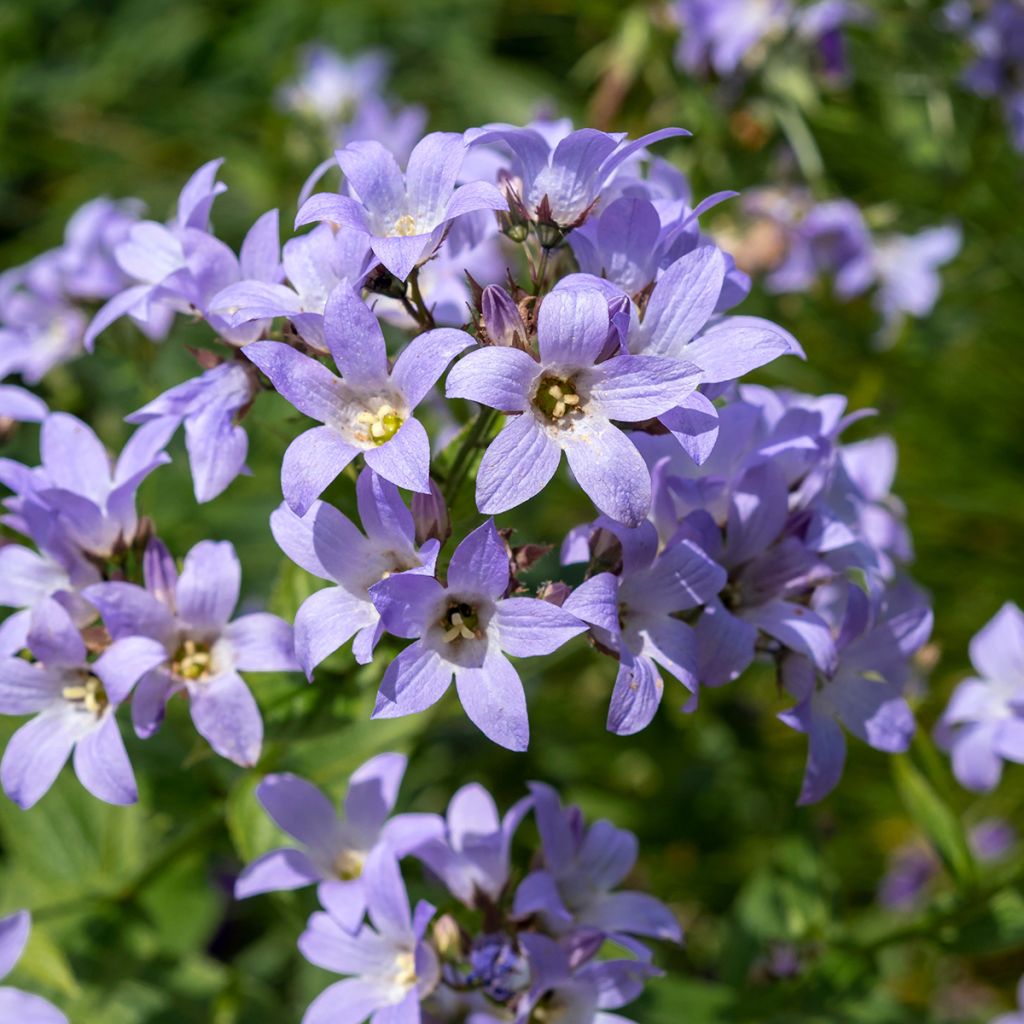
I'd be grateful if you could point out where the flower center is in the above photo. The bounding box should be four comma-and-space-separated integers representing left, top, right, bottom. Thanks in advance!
440, 602, 481, 644
333, 848, 366, 881
533, 376, 581, 422
393, 214, 418, 237
173, 639, 213, 682
393, 950, 417, 988
62, 674, 108, 716
355, 404, 404, 446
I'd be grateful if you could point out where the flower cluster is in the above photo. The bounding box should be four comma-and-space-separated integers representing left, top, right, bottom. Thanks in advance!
947, 0, 1024, 152
735, 188, 962, 340
672, 0, 869, 82
236, 753, 680, 1024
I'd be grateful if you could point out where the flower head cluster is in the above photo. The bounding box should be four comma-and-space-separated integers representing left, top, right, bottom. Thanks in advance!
739, 188, 961, 339
236, 755, 678, 1024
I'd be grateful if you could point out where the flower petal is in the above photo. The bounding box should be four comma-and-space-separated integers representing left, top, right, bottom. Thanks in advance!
476, 415, 560, 515
189, 671, 262, 767
72, 713, 137, 805
495, 597, 585, 657
445, 346, 537, 412
454, 650, 529, 751
282, 426, 359, 517
363, 417, 431, 493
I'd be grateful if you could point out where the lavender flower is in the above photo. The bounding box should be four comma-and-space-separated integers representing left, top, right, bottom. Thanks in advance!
235, 754, 442, 931
469, 124, 688, 230
269, 467, 441, 676
299, 846, 439, 1024
369, 521, 586, 751
245, 287, 474, 511
84, 538, 298, 767
279, 46, 390, 125
0, 911, 68, 1023
514, 782, 682, 950
126, 359, 260, 503
938, 602, 1024, 793
296, 132, 507, 281
0, 598, 166, 808
446, 288, 701, 525
674, 0, 792, 76
563, 518, 727, 734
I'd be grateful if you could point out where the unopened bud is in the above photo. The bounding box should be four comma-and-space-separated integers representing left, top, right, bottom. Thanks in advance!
143, 536, 178, 607
364, 264, 408, 299
536, 581, 572, 607
481, 285, 528, 348
535, 220, 564, 250
411, 479, 450, 546
431, 914, 463, 959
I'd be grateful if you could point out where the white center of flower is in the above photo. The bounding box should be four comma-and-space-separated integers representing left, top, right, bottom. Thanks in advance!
355, 404, 404, 446
393, 214, 418, 237
62, 675, 108, 716
333, 847, 366, 881
393, 950, 417, 988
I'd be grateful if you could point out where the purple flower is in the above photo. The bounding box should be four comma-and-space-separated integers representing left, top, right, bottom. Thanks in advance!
0, 911, 68, 1023
235, 754, 443, 931
780, 582, 930, 804
84, 538, 298, 767
796, 1, 870, 82
674, 0, 792, 76
126, 360, 259, 503
0, 598, 166, 808
1, 412, 172, 561
414, 783, 530, 908
57, 196, 143, 301
937, 602, 1024, 793
270, 467, 441, 676
299, 846, 439, 1024
245, 287, 474, 511
279, 46, 390, 125
469, 124, 688, 229
210, 223, 372, 353
446, 288, 701, 525
0, 385, 48, 425
564, 518, 727, 735
369, 520, 586, 751
514, 782, 682, 951
296, 132, 507, 281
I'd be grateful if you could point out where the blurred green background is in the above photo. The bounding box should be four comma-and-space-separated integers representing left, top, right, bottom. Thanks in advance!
1, 1, 1023, 1021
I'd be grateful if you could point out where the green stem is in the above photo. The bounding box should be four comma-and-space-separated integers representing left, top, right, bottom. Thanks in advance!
408, 268, 436, 330
443, 407, 500, 507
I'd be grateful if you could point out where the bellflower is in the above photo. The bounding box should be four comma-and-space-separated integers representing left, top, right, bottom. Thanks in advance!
58, 196, 143, 301
296, 132, 508, 281
269, 467, 441, 675
84, 539, 298, 767
246, 287, 473, 509
235, 754, 443, 931
937, 602, 1024, 793
446, 288, 702, 525
414, 783, 530, 909
563, 518, 727, 735
210, 223, 372, 352
279, 45, 389, 125
299, 847, 439, 1024
126, 359, 259, 503
674, 0, 792, 76
514, 782, 682, 952
0, 911, 68, 1023
369, 520, 586, 751
469, 124, 689, 230
0, 598, 167, 808
1, 412, 172, 561
779, 582, 930, 804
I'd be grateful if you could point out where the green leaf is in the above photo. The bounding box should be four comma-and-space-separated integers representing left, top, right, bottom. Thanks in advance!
892, 755, 976, 886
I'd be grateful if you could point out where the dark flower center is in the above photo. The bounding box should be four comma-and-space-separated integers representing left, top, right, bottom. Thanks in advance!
533, 375, 581, 422
440, 602, 481, 643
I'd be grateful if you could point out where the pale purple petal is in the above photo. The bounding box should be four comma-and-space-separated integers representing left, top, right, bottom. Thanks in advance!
970, 603, 1024, 684
1, 709, 80, 809
257, 772, 338, 849
0, 987, 68, 1024
447, 520, 510, 599
243, 341, 346, 423
951, 724, 1004, 792
406, 132, 465, 222
189, 671, 262, 767
445, 346, 537, 412
370, 574, 444, 639
391, 328, 475, 409
658, 391, 720, 465
72, 713, 137, 805
454, 650, 529, 751
695, 601, 757, 687
638, 246, 726, 354
607, 654, 663, 735
797, 709, 848, 805
235, 847, 323, 898
295, 587, 376, 678
537, 289, 610, 367
684, 316, 801, 384
363, 417, 431, 493
0, 911, 29, 979
476, 415, 561, 514
239, 208, 281, 282
223, 613, 298, 673
0, 660, 62, 714
495, 597, 585, 656
176, 540, 240, 634
371, 234, 434, 282
563, 573, 621, 635
745, 599, 837, 674
346, 752, 408, 834
336, 140, 406, 220
363, 845, 412, 938
282, 426, 359, 517
322, 287, 389, 387
270, 499, 364, 583
82, 582, 176, 644
373, 642, 453, 718
92, 636, 171, 703
26, 598, 86, 668
317, 878, 367, 933
356, 469, 415, 548
589, 355, 701, 422
302, 978, 383, 1024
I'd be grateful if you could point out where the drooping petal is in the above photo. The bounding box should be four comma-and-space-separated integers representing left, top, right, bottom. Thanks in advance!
189, 671, 262, 767
476, 415, 561, 515
72, 713, 137, 805
658, 391, 720, 466
607, 654, 663, 736
745, 599, 837, 675
951, 724, 1004, 793
454, 650, 529, 751
495, 597, 586, 657
683, 316, 801, 384
578, 890, 682, 943
356, 469, 415, 549
796, 709, 848, 806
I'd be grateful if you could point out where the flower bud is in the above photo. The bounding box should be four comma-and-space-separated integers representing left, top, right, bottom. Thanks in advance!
364, 264, 408, 299
431, 914, 463, 960
536, 580, 572, 607
481, 285, 527, 348
411, 479, 450, 546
